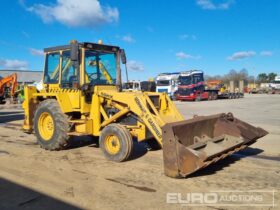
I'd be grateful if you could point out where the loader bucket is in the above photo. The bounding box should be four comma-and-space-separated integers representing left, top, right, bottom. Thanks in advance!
162, 113, 268, 178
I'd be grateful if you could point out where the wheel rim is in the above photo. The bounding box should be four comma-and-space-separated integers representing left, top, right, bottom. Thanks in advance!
104, 135, 121, 155
38, 112, 54, 141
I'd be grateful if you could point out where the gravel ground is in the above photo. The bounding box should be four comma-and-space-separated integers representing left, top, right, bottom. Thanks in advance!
0, 94, 279, 210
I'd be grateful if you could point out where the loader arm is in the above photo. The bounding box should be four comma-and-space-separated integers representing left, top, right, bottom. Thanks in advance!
96, 87, 268, 178
95, 88, 183, 144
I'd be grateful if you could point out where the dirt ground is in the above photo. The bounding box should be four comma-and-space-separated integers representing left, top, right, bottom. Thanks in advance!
0, 94, 279, 210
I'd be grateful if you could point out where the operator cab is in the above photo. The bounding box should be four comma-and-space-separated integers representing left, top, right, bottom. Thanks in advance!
43, 40, 126, 90
178, 70, 204, 95
178, 70, 204, 86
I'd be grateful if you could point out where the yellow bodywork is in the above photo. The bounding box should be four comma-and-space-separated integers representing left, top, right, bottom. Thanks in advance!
22, 43, 184, 145
104, 135, 121, 154
23, 84, 183, 146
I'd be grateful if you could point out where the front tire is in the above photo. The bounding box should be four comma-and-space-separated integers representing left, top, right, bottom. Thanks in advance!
100, 123, 133, 162
195, 94, 201, 102
34, 99, 70, 151
212, 92, 218, 100
208, 93, 213, 101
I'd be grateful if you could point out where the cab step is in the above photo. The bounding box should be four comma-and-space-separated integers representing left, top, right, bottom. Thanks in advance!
69, 119, 87, 124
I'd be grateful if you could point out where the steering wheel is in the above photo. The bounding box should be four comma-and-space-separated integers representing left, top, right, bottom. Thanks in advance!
88, 73, 103, 85
88, 73, 98, 80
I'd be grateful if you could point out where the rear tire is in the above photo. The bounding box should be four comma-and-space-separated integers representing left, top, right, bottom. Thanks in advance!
100, 123, 133, 162
34, 99, 70, 150
195, 94, 201, 102
236, 93, 240, 98
208, 93, 213, 101
212, 92, 218, 100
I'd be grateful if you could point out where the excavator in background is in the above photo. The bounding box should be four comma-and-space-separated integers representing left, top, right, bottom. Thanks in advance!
22, 41, 267, 178
0, 73, 18, 104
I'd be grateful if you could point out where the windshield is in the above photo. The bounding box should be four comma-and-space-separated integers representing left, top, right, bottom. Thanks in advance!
157, 80, 170, 86
179, 73, 204, 85
273, 80, 280, 84
123, 83, 134, 89
179, 76, 192, 85
85, 50, 117, 85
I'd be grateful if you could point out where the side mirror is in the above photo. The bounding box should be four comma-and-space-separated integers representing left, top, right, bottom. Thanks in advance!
120, 49, 127, 64
70, 41, 79, 61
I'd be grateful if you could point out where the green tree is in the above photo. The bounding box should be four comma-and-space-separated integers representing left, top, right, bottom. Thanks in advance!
257, 73, 268, 83
268, 72, 277, 82
247, 75, 255, 83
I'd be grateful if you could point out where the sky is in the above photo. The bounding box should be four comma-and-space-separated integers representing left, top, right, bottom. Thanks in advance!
0, 0, 279, 80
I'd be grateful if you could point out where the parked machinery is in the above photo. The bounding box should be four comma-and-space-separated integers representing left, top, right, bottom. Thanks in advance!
268, 75, 280, 94
156, 72, 179, 100
140, 80, 156, 92
122, 80, 141, 92
22, 41, 267, 178
207, 80, 244, 99
0, 73, 18, 104
176, 70, 244, 101
176, 70, 212, 101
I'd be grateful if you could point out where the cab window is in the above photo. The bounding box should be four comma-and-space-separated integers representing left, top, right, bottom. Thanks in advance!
85, 50, 117, 85
61, 50, 79, 88
193, 74, 204, 84
44, 52, 60, 84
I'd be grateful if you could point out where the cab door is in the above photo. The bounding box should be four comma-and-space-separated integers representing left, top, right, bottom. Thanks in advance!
60, 50, 81, 109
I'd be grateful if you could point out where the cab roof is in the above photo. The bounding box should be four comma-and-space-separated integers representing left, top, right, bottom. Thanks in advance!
180, 70, 203, 76
158, 72, 180, 76
44, 42, 120, 53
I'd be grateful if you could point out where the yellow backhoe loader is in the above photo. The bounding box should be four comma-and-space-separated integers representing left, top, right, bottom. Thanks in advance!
22, 40, 267, 178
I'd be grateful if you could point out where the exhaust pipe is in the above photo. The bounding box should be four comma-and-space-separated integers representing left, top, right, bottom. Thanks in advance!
162, 113, 268, 178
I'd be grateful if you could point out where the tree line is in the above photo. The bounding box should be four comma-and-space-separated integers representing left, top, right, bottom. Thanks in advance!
205, 69, 278, 84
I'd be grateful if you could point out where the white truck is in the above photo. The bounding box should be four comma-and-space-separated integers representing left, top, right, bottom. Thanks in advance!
156, 72, 179, 99
122, 80, 141, 91
270, 75, 280, 90
267, 75, 280, 94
